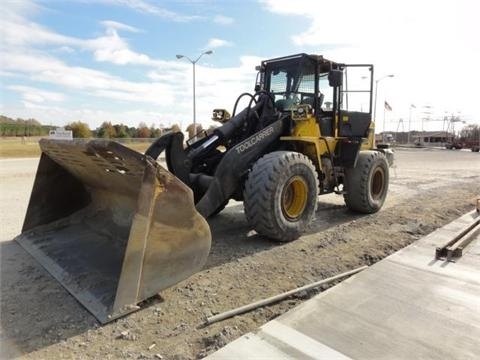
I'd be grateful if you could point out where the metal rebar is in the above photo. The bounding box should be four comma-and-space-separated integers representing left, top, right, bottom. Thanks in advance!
205, 265, 368, 325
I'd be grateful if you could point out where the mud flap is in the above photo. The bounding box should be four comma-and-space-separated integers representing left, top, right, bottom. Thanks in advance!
15, 139, 211, 323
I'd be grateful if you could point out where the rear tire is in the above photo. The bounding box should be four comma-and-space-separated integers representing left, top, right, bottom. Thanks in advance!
343, 151, 389, 213
243, 151, 319, 242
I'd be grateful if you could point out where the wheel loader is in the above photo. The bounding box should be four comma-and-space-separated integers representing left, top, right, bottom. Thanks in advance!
16, 53, 393, 323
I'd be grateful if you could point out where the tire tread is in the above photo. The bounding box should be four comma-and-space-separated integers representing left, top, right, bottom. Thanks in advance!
244, 151, 319, 241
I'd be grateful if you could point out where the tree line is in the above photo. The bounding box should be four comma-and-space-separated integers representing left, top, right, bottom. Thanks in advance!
0, 115, 53, 136
458, 124, 479, 143
0, 115, 181, 139
7, 114, 477, 143
92, 121, 181, 139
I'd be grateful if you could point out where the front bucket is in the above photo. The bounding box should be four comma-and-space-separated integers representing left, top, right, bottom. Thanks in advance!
15, 139, 211, 323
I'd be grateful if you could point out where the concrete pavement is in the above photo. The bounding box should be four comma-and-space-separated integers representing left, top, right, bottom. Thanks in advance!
208, 210, 480, 359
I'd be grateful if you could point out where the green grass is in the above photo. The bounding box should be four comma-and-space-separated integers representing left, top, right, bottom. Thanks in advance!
0, 139, 42, 158
0, 138, 153, 158
123, 142, 151, 153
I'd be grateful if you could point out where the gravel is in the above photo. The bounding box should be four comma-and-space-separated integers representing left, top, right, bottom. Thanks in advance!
0, 148, 479, 359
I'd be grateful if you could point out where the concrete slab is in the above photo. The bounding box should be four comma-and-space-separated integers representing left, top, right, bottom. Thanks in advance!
208, 211, 480, 360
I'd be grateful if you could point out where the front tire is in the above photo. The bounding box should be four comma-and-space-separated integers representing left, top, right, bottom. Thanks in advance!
243, 151, 319, 241
343, 151, 389, 213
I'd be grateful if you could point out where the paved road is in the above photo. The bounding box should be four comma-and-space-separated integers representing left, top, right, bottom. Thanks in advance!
0, 158, 39, 241
2, 148, 479, 243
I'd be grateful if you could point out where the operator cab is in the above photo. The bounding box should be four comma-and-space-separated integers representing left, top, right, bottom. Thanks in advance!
257, 53, 374, 139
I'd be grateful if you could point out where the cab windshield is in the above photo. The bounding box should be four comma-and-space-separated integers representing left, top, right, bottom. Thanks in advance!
266, 59, 332, 111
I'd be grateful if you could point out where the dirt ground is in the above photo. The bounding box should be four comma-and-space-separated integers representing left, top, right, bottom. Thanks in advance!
1, 147, 479, 360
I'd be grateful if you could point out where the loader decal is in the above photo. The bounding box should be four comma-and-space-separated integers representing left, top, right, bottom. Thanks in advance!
235, 126, 274, 154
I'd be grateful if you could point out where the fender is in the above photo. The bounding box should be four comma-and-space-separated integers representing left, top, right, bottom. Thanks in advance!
195, 118, 286, 218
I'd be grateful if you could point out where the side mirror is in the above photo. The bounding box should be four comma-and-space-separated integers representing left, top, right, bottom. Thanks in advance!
328, 69, 343, 87
211, 109, 231, 123
254, 71, 264, 93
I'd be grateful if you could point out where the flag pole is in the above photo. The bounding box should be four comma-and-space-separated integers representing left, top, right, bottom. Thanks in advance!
383, 100, 386, 142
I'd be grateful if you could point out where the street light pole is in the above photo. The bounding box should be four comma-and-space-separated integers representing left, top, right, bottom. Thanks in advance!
176, 50, 213, 135
408, 104, 415, 144
192, 60, 196, 133
373, 74, 394, 139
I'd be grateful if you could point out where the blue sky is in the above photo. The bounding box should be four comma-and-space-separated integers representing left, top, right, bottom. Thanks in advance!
1, 0, 479, 133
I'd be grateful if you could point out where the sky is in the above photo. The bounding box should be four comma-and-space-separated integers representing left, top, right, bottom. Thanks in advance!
1, 0, 479, 134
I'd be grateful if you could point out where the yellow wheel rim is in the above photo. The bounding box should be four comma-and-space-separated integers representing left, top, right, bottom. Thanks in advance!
282, 176, 308, 220
371, 167, 385, 200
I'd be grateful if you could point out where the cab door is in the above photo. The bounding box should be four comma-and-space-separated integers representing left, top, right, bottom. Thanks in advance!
338, 64, 374, 138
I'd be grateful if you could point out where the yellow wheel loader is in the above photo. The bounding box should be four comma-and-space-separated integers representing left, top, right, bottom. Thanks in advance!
16, 53, 393, 323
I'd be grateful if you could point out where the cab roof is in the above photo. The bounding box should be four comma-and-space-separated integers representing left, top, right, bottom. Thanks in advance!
260, 53, 344, 73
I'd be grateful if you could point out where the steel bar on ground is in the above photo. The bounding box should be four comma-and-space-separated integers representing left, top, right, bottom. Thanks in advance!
205, 265, 368, 325
436, 218, 480, 259
446, 220, 480, 260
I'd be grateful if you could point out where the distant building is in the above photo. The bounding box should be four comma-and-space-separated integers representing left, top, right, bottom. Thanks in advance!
411, 131, 452, 147
49, 127, 73, 140
376, 131, 454, 147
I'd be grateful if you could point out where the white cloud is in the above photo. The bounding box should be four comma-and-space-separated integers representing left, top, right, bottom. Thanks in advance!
8, 85, 66, 103
0, 70, 18, 78
101, 20, 142, 33
213, 15, 234, 25
2, 49, 175, 105
88, 29, 152, 65
0, 10, 156, 68
259, 0, 308, 16
55, 46, 76, 54
146, 70, 178, 82
0, 1, 248, 128
2, 0, 42, 19
205, 38, 233, 49
260, 0, 480, 130
2, 43, 260, 128
22, 101, 64, 112
1, 15, 79, 48
180, 56, 262, 124
2, 42, 250, 125
97, 0, 203, 22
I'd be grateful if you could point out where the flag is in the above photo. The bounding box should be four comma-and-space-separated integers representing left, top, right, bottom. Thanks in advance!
384, 101, 392, 111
